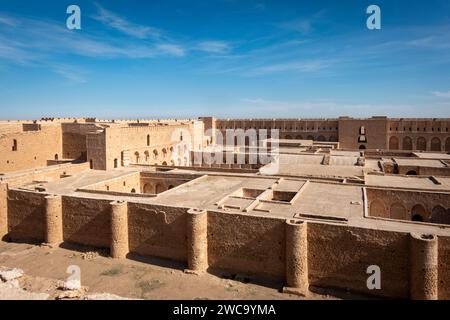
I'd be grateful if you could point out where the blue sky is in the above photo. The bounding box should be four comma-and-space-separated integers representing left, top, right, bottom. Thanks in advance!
0, 0, 450, 119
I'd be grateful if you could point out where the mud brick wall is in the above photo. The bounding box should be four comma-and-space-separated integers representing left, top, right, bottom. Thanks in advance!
7, 190, 46, 242
127, 203, 188, 262
207, 211, 286, 279
438, 236, 450, 299
307, 223, 410, 298
62, 196, 112, 248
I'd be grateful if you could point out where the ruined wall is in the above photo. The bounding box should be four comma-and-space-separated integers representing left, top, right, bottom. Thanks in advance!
127, 203, 188, 261
62, 196, 111, 248
216, 119, 339, 143
0, 162, 90, 188
438, 236, 450, 299
207, 211, 286, 279
82, 172, 141, 194
7, 190, 46, 242
0, 125, 63, 173
387, 119, 450, 151
366, 188, 450, 223
61, 123, 98, 160
308, 223, 409, 298
3, 189, 450, 299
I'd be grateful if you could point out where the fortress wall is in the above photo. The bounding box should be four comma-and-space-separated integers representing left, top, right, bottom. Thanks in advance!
83, 172, 141, 193
3, 190, 450, 299
439, 236, 450, 299
7, 190, 46, 242
366, 188, 450, 222
127, 202, 188, 262
308, 223, 409, 298
1, 162, 90, 188
62, 196, 112, 248
0, 125, 63, 174
207, 211, 286, 279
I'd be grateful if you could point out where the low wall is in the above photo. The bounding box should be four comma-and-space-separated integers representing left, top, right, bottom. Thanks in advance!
207, 211, 285, 279
128, 203, 187, 261
7, 189, 46, 242
62, 196, 112, 248
2, 188, 450, 299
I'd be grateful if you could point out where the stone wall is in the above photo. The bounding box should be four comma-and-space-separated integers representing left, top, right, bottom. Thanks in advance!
127, 203, 188, 261
207, 211, 285, 279
62, 196, 112, 248
0, 125, 62, 173
7, 190, 46, 242
3, 189, 450, 299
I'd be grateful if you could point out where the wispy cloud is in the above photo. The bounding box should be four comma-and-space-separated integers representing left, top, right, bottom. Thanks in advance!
93, 4, 162, 39
52, 64, 88, 84
432, 91, 450, 98
156, 43, 186, 57
197, 41, 231, 54
249, 59, 333, 75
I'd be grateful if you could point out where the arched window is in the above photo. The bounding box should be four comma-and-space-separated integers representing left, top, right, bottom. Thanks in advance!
54, 154, 59, 161
114, 158, 118, 168
134, 152, 140, 163
90, 159, 93, 169
359, 126, 366, 135
147, 135, 150, 146
131, 188, 136, 193
12, 139, 17, 151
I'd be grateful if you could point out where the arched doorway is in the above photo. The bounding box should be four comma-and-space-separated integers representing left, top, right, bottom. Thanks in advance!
402, 137, 413, 150
131, 188, 136, 193
54, 154, 59, 161
389, 136, 399, 150
417, 137, 427, 151
446, 137, 450, 152
430, 205, 449, 224
296, 135, 303, 140
410, 204, 427, 222
431, 137, 441, 151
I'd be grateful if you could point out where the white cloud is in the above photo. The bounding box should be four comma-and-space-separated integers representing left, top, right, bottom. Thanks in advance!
93, 4, 161, 39
248, 59, 333, 75
156, 43, 186, 57
432, 91, 450, 98
197, 41, 231, 54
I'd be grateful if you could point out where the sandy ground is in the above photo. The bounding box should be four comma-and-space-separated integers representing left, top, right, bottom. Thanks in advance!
0, 241, 360, 300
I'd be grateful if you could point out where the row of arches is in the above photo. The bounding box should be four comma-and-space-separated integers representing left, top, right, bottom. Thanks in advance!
389, 136, 450, 152
284, 135, 338, 142
370, 199, 450, 225
142, 183, 175, 194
